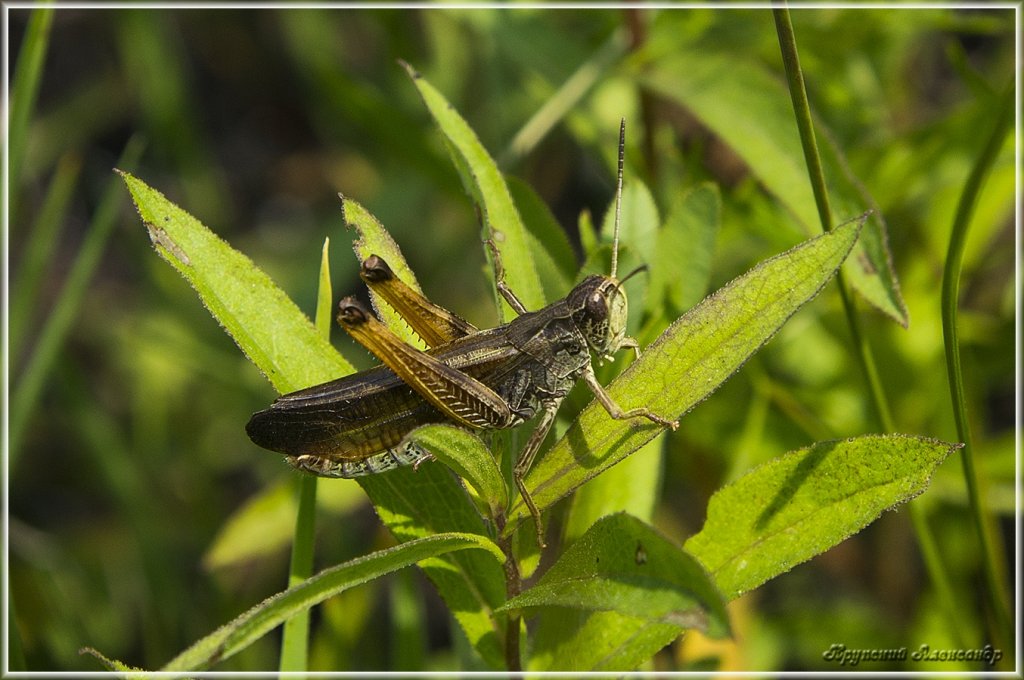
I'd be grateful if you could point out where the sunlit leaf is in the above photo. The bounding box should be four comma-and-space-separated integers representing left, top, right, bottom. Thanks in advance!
686, 435, 960, 600
508, 216, 864, 528
403, 62, 545, 317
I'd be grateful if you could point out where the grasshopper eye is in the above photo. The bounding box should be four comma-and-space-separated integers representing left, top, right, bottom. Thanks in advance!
586, 292, 607, 321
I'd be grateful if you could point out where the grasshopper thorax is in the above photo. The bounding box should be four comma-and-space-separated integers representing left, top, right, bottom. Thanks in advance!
569, 274, 629, 363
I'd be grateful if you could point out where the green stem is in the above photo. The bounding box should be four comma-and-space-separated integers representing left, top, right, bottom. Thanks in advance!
940, 80, 1014, 652
278, 475, 318, 673
772, 8, 895, 429
495, 516, 523, 673
772, 5, 965, 649
279, 238, 333, 672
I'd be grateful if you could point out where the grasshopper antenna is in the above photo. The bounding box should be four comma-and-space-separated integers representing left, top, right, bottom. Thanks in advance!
611, 118, 626, 280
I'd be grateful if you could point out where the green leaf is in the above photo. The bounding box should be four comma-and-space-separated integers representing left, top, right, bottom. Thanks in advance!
406, 424, 508, 517
501, 513, 729, 638
161, 533, 504, 672
314, 237, 333, 337
121, 176, 508, 668
508, 216, 864, 528
203, 479, 366, 570
358, 464, 508, 667
203, 479, 297, 570
402, 62, 545, 317
637, 51, 908, 326
685, 435, 961, 600
345, 196, 427, 349
506, 176, 575, 300
80, 648, 146, 676
527, 610, 681, 673
119, 172, 353, 393
601, 177, 661, 268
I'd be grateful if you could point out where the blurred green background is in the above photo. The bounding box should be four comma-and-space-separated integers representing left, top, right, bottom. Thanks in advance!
7, 6, 1015, 673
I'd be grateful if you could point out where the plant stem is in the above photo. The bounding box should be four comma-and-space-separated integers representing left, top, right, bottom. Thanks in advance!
279, 238, 333, 672
279, 475, 318, 673
773, 8, 895, 429
940, 79, 1014, 652
495, 515, 523, 672
772, 4, 965, 648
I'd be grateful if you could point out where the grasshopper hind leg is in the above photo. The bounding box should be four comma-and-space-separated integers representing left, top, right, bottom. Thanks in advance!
293, 441, 434, 478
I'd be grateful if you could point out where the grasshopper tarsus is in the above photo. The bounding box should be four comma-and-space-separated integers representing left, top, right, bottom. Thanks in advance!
516, 475, 547, 548
484, 238, 529, 314
337, 296, 370, 326
360, 254, 393, 283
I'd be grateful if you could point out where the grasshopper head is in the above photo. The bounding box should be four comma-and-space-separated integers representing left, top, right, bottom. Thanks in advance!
570, 275, 630, 363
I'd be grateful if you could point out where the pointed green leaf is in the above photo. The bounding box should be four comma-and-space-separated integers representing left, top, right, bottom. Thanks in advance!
162, 533, 504, 672
314, 237, 333, 337
506, 175, 575, 299
501, 514, 729, 639
402, 62, 545, 317
122, 176, 508, 668
638, 52, 908, 326
344, 196, 427, 349
119, 172, 353, 393
508, 216, 864, 528
685, 435, 961, 600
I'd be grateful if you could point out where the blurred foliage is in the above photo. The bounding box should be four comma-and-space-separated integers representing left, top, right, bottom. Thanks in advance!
7, 6, 1015, 673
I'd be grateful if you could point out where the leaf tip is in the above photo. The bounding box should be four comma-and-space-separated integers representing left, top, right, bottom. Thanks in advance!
397, 58, 420, 79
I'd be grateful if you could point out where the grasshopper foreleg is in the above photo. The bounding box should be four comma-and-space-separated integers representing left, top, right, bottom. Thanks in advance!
484, 239, 529, 315
582, 364, 680, 430
512, 402, 560, 548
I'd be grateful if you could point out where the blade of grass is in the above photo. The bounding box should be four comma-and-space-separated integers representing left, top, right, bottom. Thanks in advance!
10, 152, 82, 359
940, 79, 1014, 653
498, 27, 627, 167
772, 9, 893, 432
9, 135, 145, 464
9, 4, 54, 203
772, 6, 967, 651
160, 533, 504, 672
278, 238, 333, 673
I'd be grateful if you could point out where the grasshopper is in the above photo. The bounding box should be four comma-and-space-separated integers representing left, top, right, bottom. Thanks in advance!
246, 121, 678, 546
